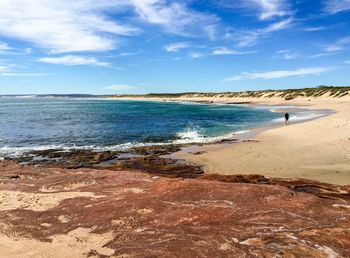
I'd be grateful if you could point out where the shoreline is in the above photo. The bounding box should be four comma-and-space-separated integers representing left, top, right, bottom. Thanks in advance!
114, 95, 350, 185
0, 98, 325, 158
1, 95, 349, 185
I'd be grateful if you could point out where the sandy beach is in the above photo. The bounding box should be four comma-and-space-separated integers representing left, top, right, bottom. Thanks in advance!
174, 96, 350, 185
117, 94, 350, 185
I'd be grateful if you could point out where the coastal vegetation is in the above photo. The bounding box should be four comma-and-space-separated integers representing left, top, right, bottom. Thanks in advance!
115, 86, 350, 100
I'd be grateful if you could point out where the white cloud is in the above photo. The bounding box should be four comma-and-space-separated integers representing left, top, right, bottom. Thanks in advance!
325, 45, 343, 52
0, 46, 33, 55
0, 66, 9, 73
0, 63, 47, 76
277, 50, 298, 59
226, 75, 243, 81
302, 26, 327, 32
220, 0, 292, 20
105, 84, 138, 91
232, 18, 293, 47
0, 42, 12, 51
212, 47, 256, 55
325, 37, 350, 52
203, 25, 218, 41
1, 72, 47, 77
0, 63, 17, 72
263, 18, 293, 32
188, 52, 203, 59
38, 55, 111, 67
0, 1, 220, 53
226, 67, 333, 81
256, 0, 292, 20
131, 0, 218, 36
118, 51, 140, 56
324, 0, 350, 14
165, 42, 190, 52
0, 0, 138, 53
308, 53, 331, 59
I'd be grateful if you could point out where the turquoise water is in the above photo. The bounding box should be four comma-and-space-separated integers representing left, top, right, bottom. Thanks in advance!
0, 98, 282, 157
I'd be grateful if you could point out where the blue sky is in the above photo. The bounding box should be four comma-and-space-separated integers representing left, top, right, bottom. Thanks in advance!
0, 0, 349, 94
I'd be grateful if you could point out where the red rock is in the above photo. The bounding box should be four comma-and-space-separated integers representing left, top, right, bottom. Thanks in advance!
0, 161, 349, 257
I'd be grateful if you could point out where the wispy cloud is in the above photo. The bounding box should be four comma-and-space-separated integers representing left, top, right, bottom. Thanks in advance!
324, 0, 350, 14
276, 50, 298, 59
324, 36, 350, 52
302, 26, 327, 32
308, 53, 332, 59
0, 63, 18, 73
254, 0, 292, 20
0, 44, 33, 55
212, 47, 256, 55
131, 0, 218, 37
226, 67, 333, 81
263, 17, 294, 32
220, 0, 292, 20
165, 42, 190, 52
0, 65, 9, 73
38, 55, 111, 67
1, 72, 48, 77
188, 52, 204, 59
0, 63, 47, 77
105, 84, 138, 91
118, 51, 141, 57
0, 1, 220, 53
229, 17, 294, 47
0, 41, 12, 51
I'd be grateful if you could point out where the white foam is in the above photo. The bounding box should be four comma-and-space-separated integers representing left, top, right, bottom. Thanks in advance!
174, 128, 206, 144
272, 112, 323, 123
174, 127, 250, 145
14, 95, 36, 99
0, 143, 153, 158
0, 128, 252, 158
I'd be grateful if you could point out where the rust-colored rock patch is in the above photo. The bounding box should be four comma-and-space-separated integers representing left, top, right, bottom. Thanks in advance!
0, 161, 349, 257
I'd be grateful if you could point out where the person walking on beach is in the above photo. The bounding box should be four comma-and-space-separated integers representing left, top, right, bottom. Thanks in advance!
285, 112, 290, 125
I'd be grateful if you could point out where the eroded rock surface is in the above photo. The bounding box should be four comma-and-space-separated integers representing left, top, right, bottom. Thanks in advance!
110, 155, 204, 178
7, 144, 184, 170
0, 161, 349, 257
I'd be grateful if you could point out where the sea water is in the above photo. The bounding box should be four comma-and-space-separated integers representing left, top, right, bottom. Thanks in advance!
0, 97, 284, 157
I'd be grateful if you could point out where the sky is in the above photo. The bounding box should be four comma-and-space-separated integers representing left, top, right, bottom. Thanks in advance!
0, 0, 349, 94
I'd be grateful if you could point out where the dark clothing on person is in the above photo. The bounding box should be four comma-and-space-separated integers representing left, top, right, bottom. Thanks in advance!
285, 113, 289, 121
284, 112, 290, 125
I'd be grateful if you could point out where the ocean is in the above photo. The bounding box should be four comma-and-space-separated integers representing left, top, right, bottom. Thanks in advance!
0, 97, 284, 157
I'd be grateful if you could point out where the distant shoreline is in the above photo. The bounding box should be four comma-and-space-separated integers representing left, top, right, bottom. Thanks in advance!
1, 85, 350, 100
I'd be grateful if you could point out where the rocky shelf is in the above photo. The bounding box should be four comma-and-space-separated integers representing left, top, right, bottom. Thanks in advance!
0, 160, 349, 257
